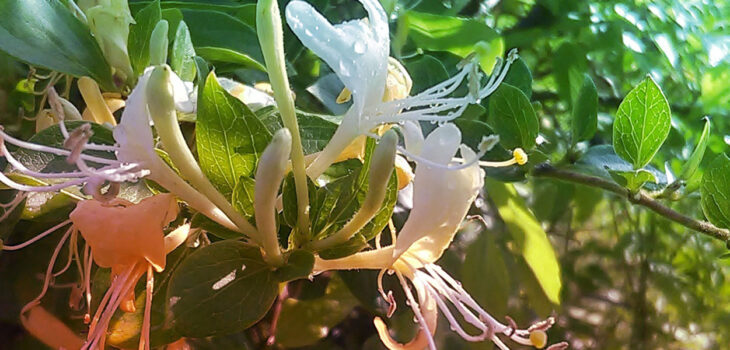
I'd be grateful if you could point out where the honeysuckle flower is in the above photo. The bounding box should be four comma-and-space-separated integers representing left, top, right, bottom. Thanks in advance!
0, 67, 243, 233
69, 193, 190, 350
312, 124, 559, 350
285, 0, 517, 179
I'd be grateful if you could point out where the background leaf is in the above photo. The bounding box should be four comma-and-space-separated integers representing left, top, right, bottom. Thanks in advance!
701, 154, 730, 229
485, 179, 562, 305
129, 0, 162, 75
170, 20, 196, 82
571, 74, 598, 144
0, 0, 114, 89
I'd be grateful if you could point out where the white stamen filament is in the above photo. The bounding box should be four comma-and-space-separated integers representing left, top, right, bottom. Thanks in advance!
395, 270, 437, 350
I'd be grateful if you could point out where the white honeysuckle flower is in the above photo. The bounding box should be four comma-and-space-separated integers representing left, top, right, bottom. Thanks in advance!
312, 124, 560, 350
0, 69, 237, 231
286, 0, 517, 179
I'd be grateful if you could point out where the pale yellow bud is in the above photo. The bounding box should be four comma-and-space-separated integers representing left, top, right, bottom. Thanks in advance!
382, 57, 412, 102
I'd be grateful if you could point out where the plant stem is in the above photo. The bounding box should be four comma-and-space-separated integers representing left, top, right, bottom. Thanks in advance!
531, 163, 730, 242
257, 0, 310, 238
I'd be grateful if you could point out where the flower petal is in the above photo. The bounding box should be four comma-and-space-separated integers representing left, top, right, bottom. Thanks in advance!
393, 124, 484, 264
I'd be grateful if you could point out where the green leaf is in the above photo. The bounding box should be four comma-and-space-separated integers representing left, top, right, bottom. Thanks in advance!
404, 54, 449, 94
608, 169, 657, 192
167, 240, 278, 337
503, 57, 532, 99
612, 76, 672, 169
275, 274, 359, 348
462, 232, 510, 320
485, 179, 561, 305
170, 21, 196, 81
256, 106, 341, 155
571, 74, 598, 144
405, 11, 504, 74
275, 250, 315, 282
196, 71, 272, 197
195, 47, 266, 72
231, 176, 256, 221
573, 145, 667, 185
190, 213, 242, 240
181, 9, 264, 67
129, 0, 162, 75
678, 118, 711, 181
701, 154, 730, 229
488, 83, 539, 150
553, 42, 587, 107
0, 0, 114, 89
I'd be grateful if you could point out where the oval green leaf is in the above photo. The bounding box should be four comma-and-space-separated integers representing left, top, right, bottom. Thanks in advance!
571, 74, 598, 144
0, 0, 114, 89
167, 240, 278, 337
701, 154, 730, 229
612, 76, 671, 169
488, 83, 539, 150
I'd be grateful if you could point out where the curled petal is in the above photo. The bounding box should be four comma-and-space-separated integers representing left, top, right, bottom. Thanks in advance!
70, 194, 179, 272
393, 124, 484, 264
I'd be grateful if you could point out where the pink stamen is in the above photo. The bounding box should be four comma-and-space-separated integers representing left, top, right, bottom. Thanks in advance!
2, 220, 72, 251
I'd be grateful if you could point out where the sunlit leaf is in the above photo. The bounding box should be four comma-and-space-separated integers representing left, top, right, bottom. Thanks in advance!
612, 76, 671, 169
701, 154, 730, 229
485, 179, 562, 305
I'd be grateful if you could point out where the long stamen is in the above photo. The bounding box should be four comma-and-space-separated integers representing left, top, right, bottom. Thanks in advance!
140, 265, 154, 350
2, 220, 72, 251
395, 270, 436, 350
19, 226, 74, 316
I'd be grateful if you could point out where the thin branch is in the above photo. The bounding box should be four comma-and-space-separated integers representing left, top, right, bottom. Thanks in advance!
531, 163, 730, 242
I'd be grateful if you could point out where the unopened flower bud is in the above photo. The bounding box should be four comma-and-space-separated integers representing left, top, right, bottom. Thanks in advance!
255, 128, 292, 266
150, 20, 170, 66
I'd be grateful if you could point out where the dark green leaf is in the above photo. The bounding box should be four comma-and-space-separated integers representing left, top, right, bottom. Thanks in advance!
275, 250, 315, 282
701, 154, 730, 229
129, 0, 162, 75
678, 118, 711, 181
571, 74, 598, 144
503, 57, 532, 99
195, 47, 266, 72
405, 11, 504, 73
553, 42, 587, 107
612, 76, 671, 169
196, 71, 272, 197
167, 240, 278, 337
0, 0, 114, 89
275, 274, 358, 347
485, 179, 561, 305
573, 145, 667, 185
462, 232, 510, 320
488, 83, 539, 150
170, 21, 196, 81
191, 213, 242, 240
404, 54, 449, 94
181, 9, 264, 67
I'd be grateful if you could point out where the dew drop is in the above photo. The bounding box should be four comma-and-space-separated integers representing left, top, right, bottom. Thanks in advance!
353, 41, 366, 54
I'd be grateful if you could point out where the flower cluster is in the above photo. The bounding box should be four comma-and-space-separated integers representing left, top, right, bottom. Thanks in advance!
0, 0, 565, 348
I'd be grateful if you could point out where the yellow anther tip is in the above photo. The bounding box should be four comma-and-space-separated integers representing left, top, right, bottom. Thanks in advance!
513, 148, 528, 165
529, 330, 548, 349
